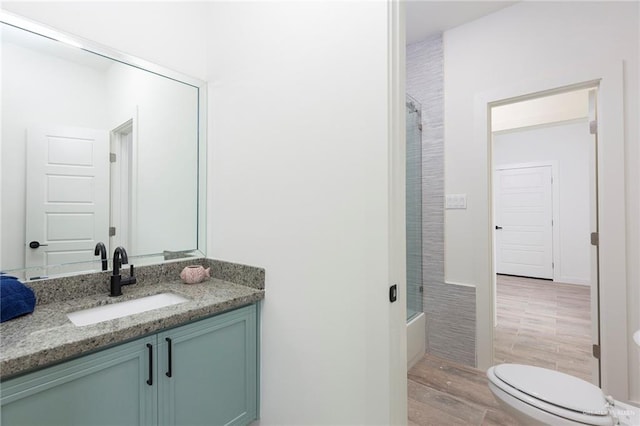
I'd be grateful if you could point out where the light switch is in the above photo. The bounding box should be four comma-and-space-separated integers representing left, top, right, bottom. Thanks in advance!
445, 194, 467, 209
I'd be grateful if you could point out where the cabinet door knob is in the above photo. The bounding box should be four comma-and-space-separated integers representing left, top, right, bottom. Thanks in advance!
165, 338, 173, 378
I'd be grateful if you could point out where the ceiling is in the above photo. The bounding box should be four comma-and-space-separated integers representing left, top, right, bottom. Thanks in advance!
406, 1, 518, 44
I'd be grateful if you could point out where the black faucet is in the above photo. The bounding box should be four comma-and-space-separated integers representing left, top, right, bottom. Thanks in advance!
110, 246, 136, 297
94, 242, 108, 271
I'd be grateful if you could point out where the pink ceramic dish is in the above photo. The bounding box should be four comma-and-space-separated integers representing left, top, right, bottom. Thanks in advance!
180, 265, 211, 284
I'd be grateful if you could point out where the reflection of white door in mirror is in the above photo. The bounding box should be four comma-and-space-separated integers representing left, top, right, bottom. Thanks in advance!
1, 13, 206, 277
495, 165, 553, 280
25, 126, 109, 272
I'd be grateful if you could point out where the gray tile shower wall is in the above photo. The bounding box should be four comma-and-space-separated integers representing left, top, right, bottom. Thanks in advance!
407, 34, 476, 366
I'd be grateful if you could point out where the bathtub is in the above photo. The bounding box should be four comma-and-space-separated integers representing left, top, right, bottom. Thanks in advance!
407, 312, 426, 369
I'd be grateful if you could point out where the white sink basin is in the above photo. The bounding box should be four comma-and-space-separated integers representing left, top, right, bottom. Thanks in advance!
67, 292, 189, 326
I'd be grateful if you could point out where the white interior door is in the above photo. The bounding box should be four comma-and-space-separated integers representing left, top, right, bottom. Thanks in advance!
495, 165, 553, 279
25, 126, 109, 273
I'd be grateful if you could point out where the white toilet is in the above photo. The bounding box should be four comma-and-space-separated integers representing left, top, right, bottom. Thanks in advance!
488, 331, 640, 425
487, 363, 639, 425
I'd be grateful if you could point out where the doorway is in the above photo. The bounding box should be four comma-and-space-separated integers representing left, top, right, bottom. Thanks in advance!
109, 118, 135, 253
490, 87, 600, 385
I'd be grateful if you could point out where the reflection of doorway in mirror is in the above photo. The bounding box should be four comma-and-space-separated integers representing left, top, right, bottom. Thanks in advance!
25, 126, 109, 274
1, 16, 204, 278
490, 87, 600, 386
110, 117, 136, 255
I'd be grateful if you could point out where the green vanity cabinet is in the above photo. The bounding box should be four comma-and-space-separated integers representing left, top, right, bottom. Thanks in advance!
1, 304, 258, 426
0, 335, 157, 426
157, 304, 257, 426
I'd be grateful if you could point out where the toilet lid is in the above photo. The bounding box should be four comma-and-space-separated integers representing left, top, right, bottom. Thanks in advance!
493, 364, 608, 416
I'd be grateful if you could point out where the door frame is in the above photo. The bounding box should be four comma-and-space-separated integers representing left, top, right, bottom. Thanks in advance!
475, 61, 628, 398
110, 115, 137, 254
494, 161, 560, 283
388, 0, 408, 424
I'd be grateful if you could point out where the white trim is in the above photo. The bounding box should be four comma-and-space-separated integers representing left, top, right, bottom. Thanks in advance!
445, 280, 477, 288
587, 88, 600, 388
110, 119, 132, 252
558, 276, 590, 286
130, 109, 139, 255
492, 117, 588, 136
109, 113, 137, 255
198, 84, 207, 257
387, 0, 408, 424
475, 61, 628, 399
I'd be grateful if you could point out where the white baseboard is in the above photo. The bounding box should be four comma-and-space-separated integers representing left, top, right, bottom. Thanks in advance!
556, 276, 590, 286
444, 280, 476, 288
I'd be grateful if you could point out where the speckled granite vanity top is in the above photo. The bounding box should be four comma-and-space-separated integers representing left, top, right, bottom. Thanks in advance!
0, 259, 265, 380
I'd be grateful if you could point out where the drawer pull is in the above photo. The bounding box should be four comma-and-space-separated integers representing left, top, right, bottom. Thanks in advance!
165, 338, 173, 378
146, 343, 153, 386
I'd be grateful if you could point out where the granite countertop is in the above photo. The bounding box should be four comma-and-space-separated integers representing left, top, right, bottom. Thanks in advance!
0, 260, 265, 380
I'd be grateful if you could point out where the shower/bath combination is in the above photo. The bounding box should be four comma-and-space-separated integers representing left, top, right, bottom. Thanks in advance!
405, 94, 427, 369
406, 95, 423, 321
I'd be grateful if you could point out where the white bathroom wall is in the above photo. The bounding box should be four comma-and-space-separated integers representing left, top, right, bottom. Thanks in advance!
205, 2, 405, 423
0, 39, 109, 271
494, 120, 592, 285
443, 1, 639, 401
1, 1, 407, 423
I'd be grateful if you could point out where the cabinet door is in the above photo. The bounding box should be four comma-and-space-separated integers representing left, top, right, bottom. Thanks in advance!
1, 336, 157, 426
158, 305, 257, 426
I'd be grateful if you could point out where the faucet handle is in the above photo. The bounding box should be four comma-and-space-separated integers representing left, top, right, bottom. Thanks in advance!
121, 264, 137, 286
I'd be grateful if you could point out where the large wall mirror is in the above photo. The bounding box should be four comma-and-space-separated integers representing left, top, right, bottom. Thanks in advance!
1, 12, 207, 280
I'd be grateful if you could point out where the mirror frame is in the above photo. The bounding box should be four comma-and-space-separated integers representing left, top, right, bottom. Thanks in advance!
0, 10, 208, 278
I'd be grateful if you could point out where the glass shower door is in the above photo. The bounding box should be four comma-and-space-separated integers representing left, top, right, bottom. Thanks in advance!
406, 95, 423, 321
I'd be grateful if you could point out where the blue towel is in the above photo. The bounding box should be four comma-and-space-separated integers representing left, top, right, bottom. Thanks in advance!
1, 275, 36, 322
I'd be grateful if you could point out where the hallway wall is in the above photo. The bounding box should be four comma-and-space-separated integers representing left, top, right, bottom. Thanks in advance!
443, 1, 639, 400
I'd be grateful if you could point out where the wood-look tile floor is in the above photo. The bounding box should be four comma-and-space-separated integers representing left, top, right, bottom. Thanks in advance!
407, 276, 596, 425
494, 274, 596, 384
408, 353, 518, 425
